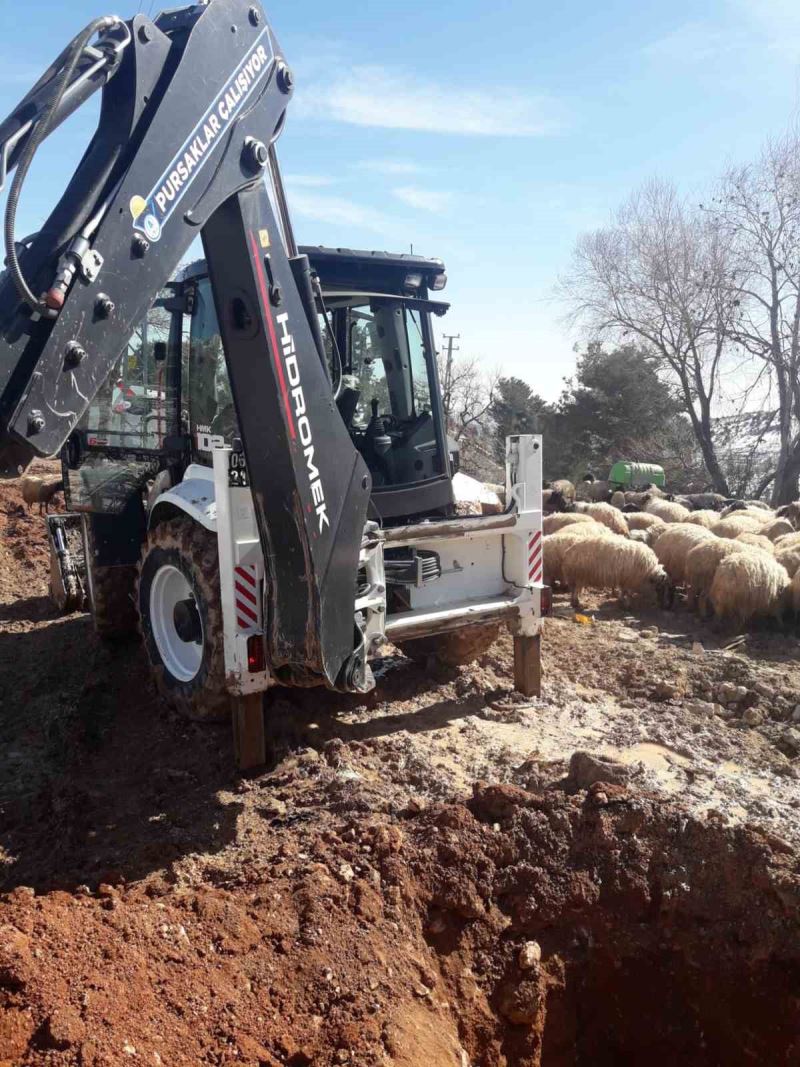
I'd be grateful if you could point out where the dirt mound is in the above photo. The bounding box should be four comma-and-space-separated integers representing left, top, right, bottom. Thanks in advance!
3, 466, 800, 1063
1, 766, 798, 1066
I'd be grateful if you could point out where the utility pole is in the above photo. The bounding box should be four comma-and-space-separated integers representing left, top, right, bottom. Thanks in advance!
441, 333, 460, 429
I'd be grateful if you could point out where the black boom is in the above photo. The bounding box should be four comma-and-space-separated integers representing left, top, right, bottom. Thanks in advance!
0, 0, 371, 689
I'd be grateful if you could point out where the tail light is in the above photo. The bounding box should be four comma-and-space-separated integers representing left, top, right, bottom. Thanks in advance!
540, 585, 553, 617
247, 634, 266, 673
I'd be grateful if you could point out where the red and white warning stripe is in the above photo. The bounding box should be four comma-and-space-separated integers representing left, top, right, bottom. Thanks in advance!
528, 530, 543, 584
234, 564, 259, 631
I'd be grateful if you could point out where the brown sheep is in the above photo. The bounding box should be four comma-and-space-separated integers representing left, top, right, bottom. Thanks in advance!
776, 501, 800, 529
20, 475, 64, 515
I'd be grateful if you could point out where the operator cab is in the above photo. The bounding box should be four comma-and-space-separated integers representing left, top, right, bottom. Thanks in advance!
67, 246, 455, 524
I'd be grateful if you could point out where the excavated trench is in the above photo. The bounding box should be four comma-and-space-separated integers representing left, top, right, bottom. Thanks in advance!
400, 782, 800, 1066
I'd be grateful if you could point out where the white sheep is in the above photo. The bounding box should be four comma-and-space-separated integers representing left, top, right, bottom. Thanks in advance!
543, 523, 613, 586
562, 535, 667, 610
775, 532, 800, 551
709, 551, 790, 629
653, 524, 716, 588
626, 513, 666, 533
776, 545, 800, 578
761, 518, 795, 542
644, 498, 690, 524
683, 510, 719, 529
712, 514, 765, 539
583, 501, 630, 537
610, 490, 626, 510
735, 532, 775, 554
542, 512, 595, 536
684, 539, 750, 613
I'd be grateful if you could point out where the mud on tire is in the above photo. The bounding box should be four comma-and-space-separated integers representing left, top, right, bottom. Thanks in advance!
85, 520, 138, 639
398, 623, 501, 667
136, 517, 228, 722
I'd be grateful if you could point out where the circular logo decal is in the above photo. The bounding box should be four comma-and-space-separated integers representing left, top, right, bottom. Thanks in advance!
142, 214, 161, 241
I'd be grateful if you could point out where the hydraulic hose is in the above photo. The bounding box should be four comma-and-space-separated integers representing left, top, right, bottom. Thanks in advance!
4, 16, 120, 311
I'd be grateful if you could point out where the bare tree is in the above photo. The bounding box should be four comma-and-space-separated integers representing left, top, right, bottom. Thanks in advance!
437, 352, 499, 442
559, 179, 736, 494
709, 132, 800, 504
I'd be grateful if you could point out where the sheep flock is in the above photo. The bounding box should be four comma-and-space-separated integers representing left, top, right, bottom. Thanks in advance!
542, 478, 800, 630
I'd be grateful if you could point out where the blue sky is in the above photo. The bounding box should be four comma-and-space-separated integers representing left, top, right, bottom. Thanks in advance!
1, 0, 800, 398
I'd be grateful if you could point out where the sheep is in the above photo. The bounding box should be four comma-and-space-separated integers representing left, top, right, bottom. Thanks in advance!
761, 518, 794, 542
776, 546, 800, 578
562, 535, 667, 610
610, 490, 626, 510
20, 475, 63, 515
577, 478, 612, 503
775, 502, 800, 529
653, 524, 716, 592
543, 512, 595, 535
625, 512, 666, 533
735, 532, 775, 554
629, 525, 663, 547
583, 501, 630, 537
792, 568, 800, 612
543, 523, 613, 586
735, 507, 774, 524
709, 551, 790, 630
712, 514, 766, 539
775, 531, 800, 550
550, 479, 575, 503
644, 498, 691, 524
722, 501, 771, 519
542, 488, 568, 513
682, 492, 727, 511
683, 509, 719, 529
684, 539, 751, 614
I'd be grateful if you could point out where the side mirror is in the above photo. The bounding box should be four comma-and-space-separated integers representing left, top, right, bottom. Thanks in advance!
153, 340, 168, 363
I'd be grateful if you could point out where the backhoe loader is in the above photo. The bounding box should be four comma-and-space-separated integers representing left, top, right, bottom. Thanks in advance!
0, 0, 545, 759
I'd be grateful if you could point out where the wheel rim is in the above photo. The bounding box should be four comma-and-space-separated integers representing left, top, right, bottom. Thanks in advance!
149, 564, 204, 682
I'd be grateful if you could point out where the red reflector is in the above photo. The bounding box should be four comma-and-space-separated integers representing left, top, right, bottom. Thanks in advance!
247, 634, 265, 673
541, 585, 553, 617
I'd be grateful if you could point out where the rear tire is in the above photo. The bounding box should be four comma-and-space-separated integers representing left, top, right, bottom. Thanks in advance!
398, 623, 501, 667
137, 518, 228, 722
85, 520, 138, 639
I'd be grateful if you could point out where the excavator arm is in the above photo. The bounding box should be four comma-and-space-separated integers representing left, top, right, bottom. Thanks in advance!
0, 0, 372, 689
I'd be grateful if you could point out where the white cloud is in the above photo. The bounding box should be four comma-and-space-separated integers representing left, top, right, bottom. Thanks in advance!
357, 159, 425, 176
284, 174, 336, 188
295, 65, 566, 137
392, 186, 451, 212
287, 189, 394, 232
643, 21, 747, 63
